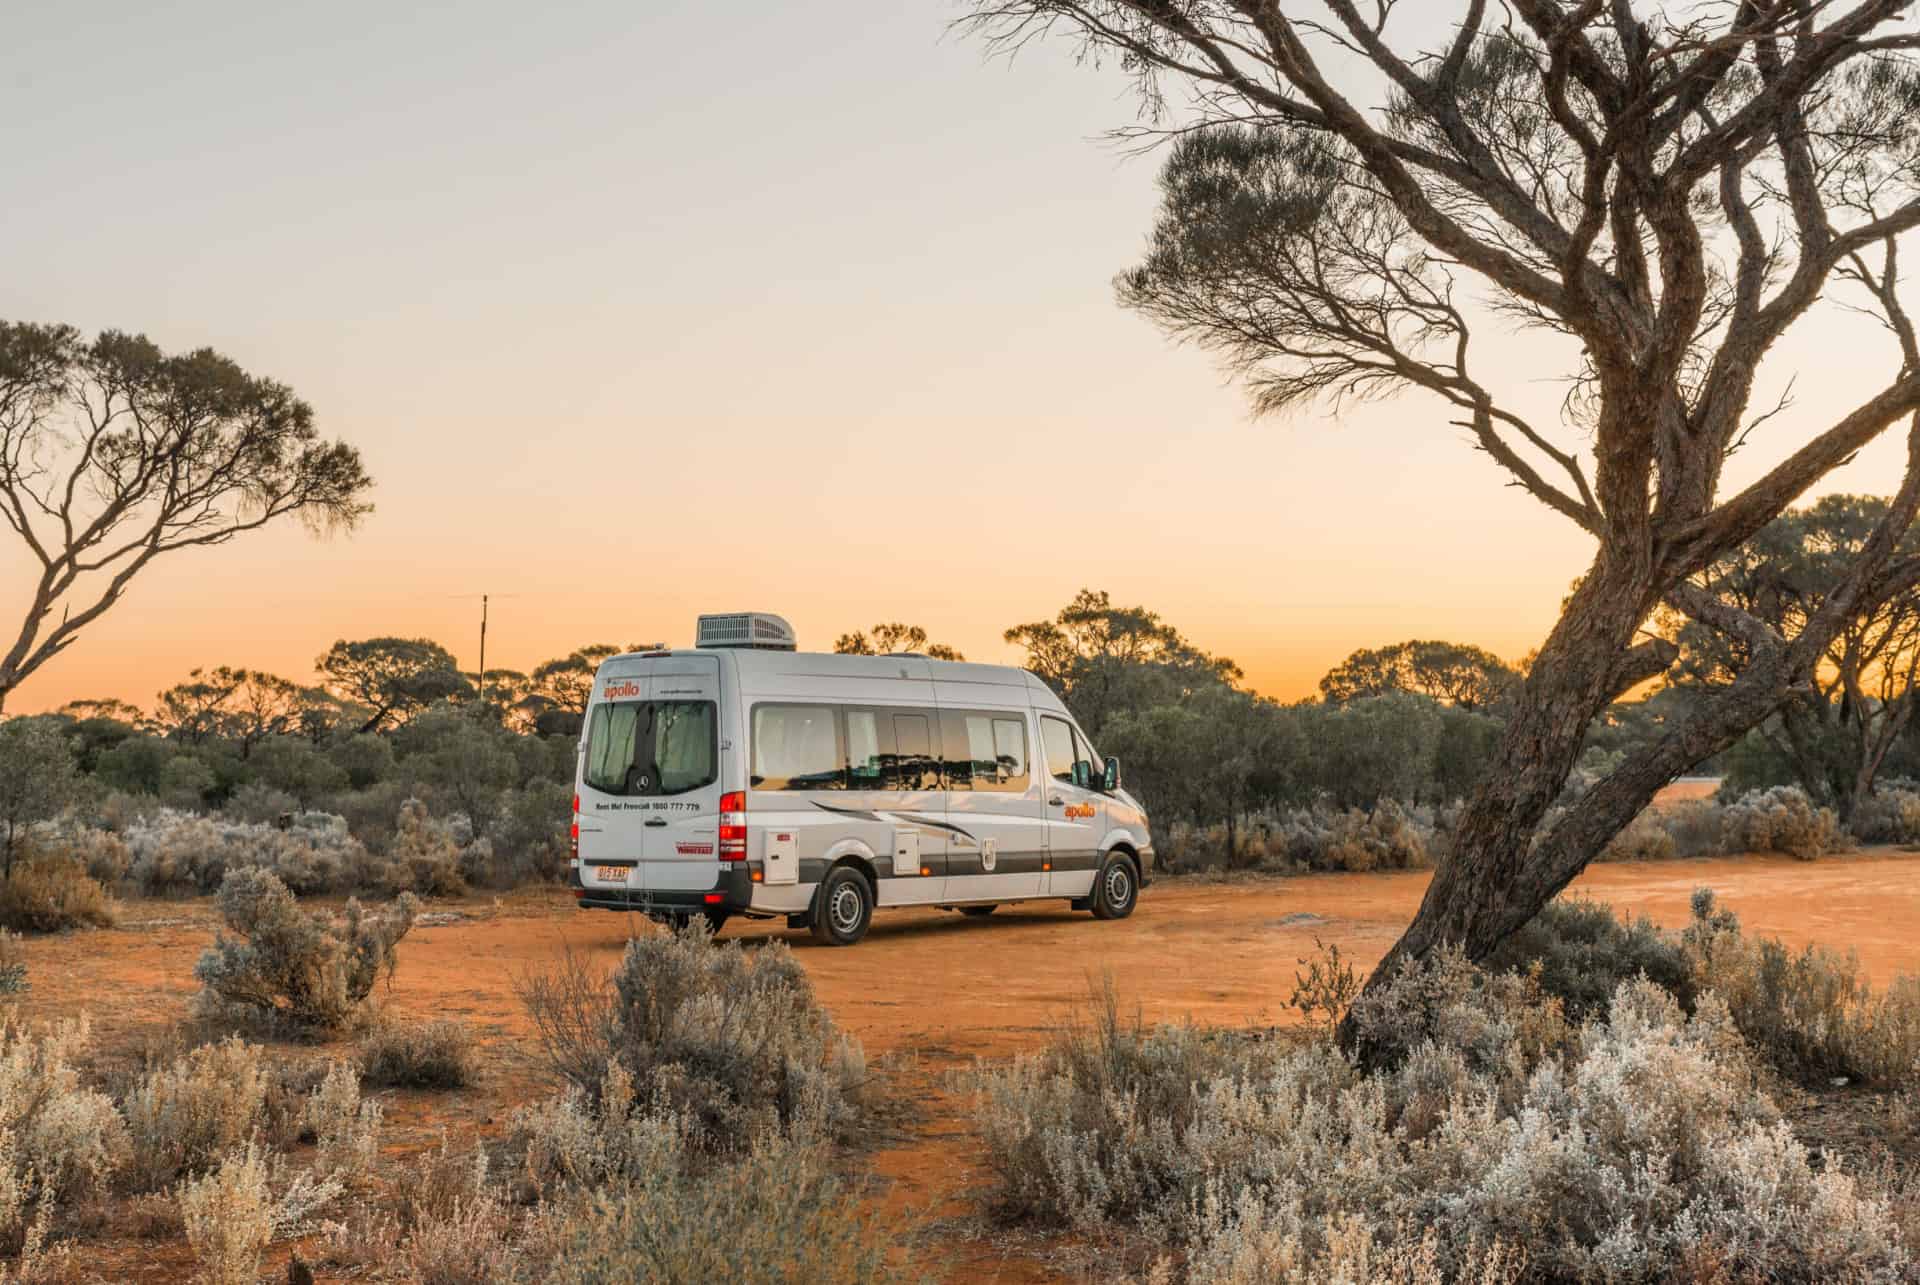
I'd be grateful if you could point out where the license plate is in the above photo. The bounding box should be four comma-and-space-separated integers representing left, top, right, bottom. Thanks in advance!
591, 865, 628, 885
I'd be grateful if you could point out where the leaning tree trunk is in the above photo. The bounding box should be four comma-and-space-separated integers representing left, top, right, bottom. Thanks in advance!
1338, 552, 1829, 1056
1353, 558, 1658, 983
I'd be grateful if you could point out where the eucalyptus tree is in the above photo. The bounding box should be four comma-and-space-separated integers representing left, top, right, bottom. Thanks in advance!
833, 622, 966, 660
964, 2, 1920, 1006
1668, 493, 1920, 818
1320, 639, 1517, 711
0, 324, 372, 712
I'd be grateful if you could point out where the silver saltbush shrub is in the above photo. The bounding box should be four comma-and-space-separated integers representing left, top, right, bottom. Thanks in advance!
193, 868, 417, 1033
1853, 781, 1920, 845
519, 923, 865, 1154
121, 809, 373, 896
1720, 785, 1849, 859
123, 1036, 270, 1191
0, 1017, 127, 1252
976, 964, 1914, 1282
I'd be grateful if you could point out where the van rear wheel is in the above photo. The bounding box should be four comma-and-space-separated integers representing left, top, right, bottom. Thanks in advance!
1090, 852, 1138, 921
810, 867, 873, 946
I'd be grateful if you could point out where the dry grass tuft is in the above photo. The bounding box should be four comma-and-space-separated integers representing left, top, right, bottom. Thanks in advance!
0, 861, 115, 934
358, 1019, 476, 1090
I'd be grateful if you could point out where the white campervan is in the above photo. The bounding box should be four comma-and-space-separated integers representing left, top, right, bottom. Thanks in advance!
569, 612, 1154, 945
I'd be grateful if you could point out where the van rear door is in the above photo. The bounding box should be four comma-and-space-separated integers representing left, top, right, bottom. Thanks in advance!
637, 655, 725, 893
577, 664, 652, 895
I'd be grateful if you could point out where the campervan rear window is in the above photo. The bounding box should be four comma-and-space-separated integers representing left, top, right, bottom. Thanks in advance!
583, 701, 717, 796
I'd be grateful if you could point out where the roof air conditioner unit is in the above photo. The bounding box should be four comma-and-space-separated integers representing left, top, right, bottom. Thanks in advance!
695, 612, 798, 651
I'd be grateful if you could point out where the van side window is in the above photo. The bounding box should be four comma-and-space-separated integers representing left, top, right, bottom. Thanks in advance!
941, 710, 1029, 792
1041, 716, 1076, 786
1073, 727, 1100, 778
890, 713, 938, 791
751, 705, 845, 790
845, 710, 892, 789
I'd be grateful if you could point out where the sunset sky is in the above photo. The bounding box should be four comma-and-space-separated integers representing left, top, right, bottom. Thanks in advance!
2, 4, 1907, 714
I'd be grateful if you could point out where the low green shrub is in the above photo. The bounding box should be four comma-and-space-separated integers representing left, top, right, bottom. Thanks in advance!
508, 926, 905, 1283
1686, 889, 1920, 1086
1597, 807, 1677, 861
0, 931, 23, 999
193, 868, 416, 1034
976, 977, 1282, 1226
1483, 895, 1695, 1023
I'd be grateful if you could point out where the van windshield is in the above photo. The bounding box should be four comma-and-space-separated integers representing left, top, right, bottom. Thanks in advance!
583, 700, 717, 796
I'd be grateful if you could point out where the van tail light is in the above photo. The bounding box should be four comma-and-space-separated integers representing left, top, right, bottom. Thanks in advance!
569, 793, 580, 863
718, 790, 747, 861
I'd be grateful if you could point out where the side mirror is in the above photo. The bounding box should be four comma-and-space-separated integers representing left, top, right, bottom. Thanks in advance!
1070, 760, 1090, 790
1104, 756, 1121, 791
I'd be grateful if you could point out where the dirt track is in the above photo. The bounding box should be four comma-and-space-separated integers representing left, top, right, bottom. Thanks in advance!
15, 847, 1920, 1281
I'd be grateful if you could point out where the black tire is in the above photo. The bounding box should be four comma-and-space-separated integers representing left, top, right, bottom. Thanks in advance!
959, 905, 997, 917
809, 866, 873, 946
1090, 852, 1138, 921
702, 909, 729, 937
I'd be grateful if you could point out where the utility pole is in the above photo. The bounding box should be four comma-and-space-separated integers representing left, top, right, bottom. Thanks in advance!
478, 593, 489, 708
451, 591, 518, 714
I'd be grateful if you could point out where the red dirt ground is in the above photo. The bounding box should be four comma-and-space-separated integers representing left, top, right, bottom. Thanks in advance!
1652, 777, 1723, 805
13, 846, 1920, 1282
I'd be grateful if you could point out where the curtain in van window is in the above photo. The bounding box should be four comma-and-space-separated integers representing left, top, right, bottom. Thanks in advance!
991, 717, 1029, 790
584, 703, 641, 793
752, 706, 843, 790
846, 711, 885, 788
654, 702, 716, 794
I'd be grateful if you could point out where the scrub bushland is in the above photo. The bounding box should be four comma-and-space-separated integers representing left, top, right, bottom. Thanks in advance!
974, 897, 1920, 1283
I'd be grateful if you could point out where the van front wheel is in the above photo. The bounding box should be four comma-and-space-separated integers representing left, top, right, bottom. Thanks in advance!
1090, 853, 1137, 921
810, 867, 873, 946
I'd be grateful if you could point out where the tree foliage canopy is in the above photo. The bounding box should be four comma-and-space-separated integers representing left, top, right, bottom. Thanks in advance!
1668, 493, 1920, 814
833, 623, 965, 661
316, 638, 470, 734
1320, 639, 1517, 712
1004, 589, 1241, 737
0, 323, 372, 711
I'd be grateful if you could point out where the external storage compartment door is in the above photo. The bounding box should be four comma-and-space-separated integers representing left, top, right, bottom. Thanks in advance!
893, 829, 921, 880
763, 829, 798, 885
